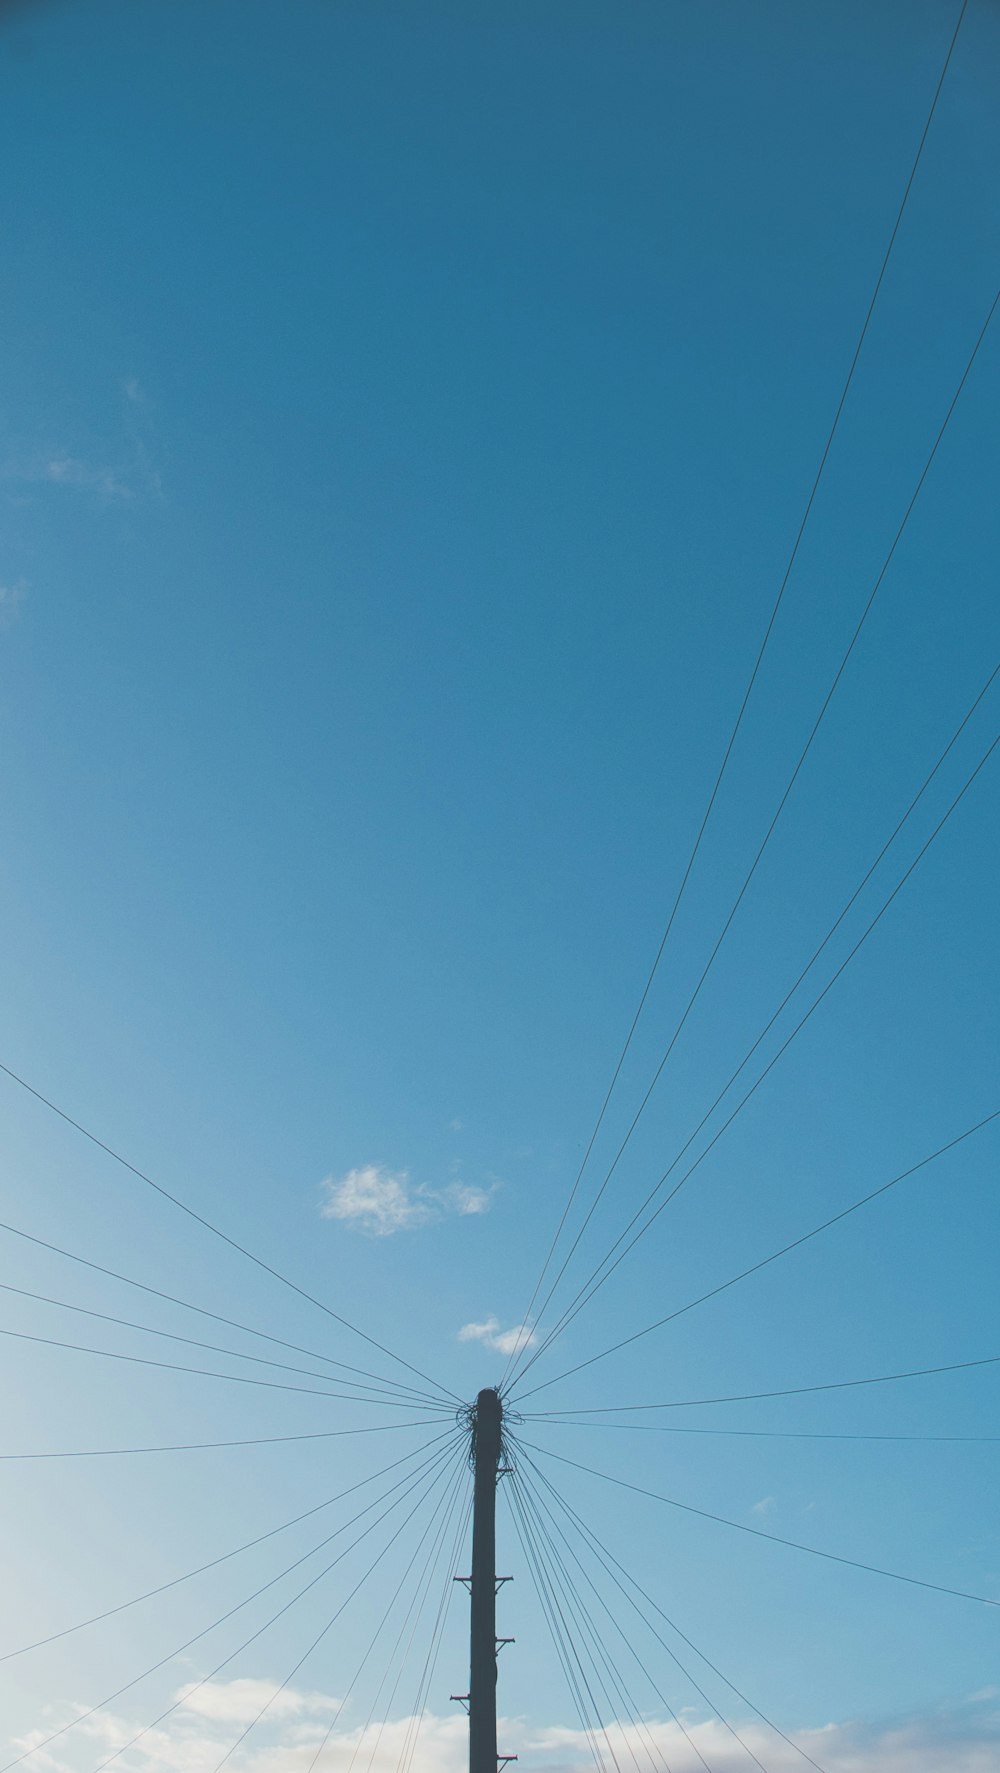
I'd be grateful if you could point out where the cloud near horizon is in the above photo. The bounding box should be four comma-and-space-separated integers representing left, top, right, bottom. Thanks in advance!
320, 1164, 494, 1236
13, 1688, 999, 1773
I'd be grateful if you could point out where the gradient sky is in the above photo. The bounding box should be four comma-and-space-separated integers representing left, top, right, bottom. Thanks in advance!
1, 2, 998, 1770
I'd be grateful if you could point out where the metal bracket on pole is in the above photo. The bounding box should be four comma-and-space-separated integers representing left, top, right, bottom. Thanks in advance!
496, 1638, 515, 1653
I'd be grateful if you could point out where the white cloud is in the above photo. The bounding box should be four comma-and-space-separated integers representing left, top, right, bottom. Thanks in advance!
459, 1318, 537, 1358
751, 1495, 777, 1516
522, 1711, 1000, 1771
320, 1166, 434, 1236
10, 1699, 999, 1773
319, 1166, 496, 1237
448, 1118, 463, 1133
175, 1679, 342, 1725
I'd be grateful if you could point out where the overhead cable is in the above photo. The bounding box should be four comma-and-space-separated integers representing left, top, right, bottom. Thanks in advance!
516, 1454, 782, 1773
0, 1426, 455, 1666
0, 1419, 448, 1462
0, 1059, 458, 1403
506, 1466, 616, 1773
514, 721, 1000, 1392
500, 0, 973, 1390
0, 1278, 454, 1404
522, 1447, 829, 1773
308, 1459, 468, 1773
0, 1320, 444, 1408
524, 1422, 1000, 1445
512, 1466, 694, 1773
523, 1353, 1000, 1418
394, 1479, 474, 1773
524, 1442, 1000, 1609
515, 1104, 1000, 1398
0, 1213, 439, 1403
3, 1432, 462, 1773
204, 1450, 461, 1773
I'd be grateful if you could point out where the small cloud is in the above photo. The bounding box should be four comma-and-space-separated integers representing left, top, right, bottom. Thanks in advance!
0, 580, 26, 628
751, 1496, 777, 1516
124, 376, 143, 403
448, 1118, 463, 1133
444, 1182, 494, 1216
320, 1165, 434, 1237
44, 455, 133, 499
459, 1318, 537, 1358
319, 1166, 496, 1237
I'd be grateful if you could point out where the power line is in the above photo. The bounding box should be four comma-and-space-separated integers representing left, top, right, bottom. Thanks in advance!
0, 1214, 441, 1404
0, 1428, 455, 1664
500, 0, 973, 1390
517, 1455, 783, 1773
514, 1484, 674, 1773
2, 1432, 462, 1773
515, 661, 1000, 1382
514, 721, 1000, 1392
311, 1459, 468, 1773
521, 1447, 829, 1773
524, 1442, 1000, 1609
506, 1463, 616, 1773
394, 1476, 473, 1773
523, 1422, 1000, 1445
206, 1449, 462, 1773
512, 1466, 695, 1773
514, 1104, 1000, 1399
0, 1059, 458, 1403
88, 1449, 458, 1773
523, 1353, 1000, 1417
0, 1320, 444, 1408
0, 1419, 448, 1462
0, 1278, 455, 1404
508, 286, 1000, 1389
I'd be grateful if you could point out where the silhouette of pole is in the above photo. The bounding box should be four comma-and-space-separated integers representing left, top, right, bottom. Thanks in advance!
469, 1387, 502, 1773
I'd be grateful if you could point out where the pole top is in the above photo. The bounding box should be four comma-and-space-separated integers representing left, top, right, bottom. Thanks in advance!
471, 1386, 503, 1467
476, 1386, 503, 1424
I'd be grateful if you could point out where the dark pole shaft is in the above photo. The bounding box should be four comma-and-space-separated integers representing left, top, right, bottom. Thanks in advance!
469, 1387, 502, 1773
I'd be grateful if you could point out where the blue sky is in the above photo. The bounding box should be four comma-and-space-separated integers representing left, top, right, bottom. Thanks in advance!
1, 1, 998, 1769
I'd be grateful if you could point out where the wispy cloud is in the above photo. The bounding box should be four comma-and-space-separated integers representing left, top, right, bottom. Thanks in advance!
445, 1181, 493, 1216
319, 1165, 495, 1237
42, 455, 134, 499
459, 1317, 537, 1358
0, 580, 26, 629
751, 1495, 777, 1516
1, 376, 163, 505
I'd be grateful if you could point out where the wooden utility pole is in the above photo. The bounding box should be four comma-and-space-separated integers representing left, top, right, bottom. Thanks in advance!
466, 1386, 513, 1773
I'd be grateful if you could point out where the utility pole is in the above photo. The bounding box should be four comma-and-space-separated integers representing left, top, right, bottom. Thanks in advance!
457, 1387, 515, 1773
